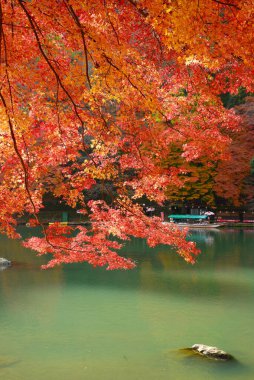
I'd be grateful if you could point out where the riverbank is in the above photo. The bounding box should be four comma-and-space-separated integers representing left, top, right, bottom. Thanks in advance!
17, 220, 254, 228
15, 209, 254, 227
221, 222, 254, 228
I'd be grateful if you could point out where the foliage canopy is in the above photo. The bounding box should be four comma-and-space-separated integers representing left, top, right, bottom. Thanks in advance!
0, 0, 254, 269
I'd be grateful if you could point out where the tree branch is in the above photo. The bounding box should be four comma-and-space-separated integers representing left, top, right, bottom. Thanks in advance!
63, 0, 92, 89
212, 0, 240, 9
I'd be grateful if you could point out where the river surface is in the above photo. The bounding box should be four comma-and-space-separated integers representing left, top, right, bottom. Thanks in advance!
1, 227, 254, 380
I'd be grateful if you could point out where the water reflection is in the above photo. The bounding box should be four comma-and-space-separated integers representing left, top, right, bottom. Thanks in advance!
0, 359, 21, 369
0, 228, 254, 380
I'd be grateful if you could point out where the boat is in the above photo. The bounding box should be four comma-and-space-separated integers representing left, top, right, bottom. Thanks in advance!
175, 223, 223, 229
167, 214, 223, 228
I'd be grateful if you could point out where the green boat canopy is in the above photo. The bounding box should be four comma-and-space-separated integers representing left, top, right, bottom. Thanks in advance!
168, 214, 208, 219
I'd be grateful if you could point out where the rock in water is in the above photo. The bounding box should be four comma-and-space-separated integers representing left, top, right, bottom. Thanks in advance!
191, 344, 235, 361
0, 258, 11, 267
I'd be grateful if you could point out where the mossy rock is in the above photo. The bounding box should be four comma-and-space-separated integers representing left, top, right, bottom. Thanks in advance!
180, 344, 235, 361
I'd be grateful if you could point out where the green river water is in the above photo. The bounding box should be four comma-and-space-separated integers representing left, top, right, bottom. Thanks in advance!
1, 227, 254, 380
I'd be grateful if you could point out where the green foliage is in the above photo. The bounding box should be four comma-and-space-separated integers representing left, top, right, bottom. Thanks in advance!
251, 158, 254, 175
220, 87, 249, 109
163, 144, 216, 206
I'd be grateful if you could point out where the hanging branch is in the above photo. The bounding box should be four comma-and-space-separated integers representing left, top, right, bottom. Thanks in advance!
63, 0, 92, 89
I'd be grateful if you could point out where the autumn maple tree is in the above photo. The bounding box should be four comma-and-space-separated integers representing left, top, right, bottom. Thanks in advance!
215, 97, 254, 205
0, 0, 254, 269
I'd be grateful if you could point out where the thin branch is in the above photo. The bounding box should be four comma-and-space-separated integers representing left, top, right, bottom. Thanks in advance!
212, 0, 240, 9
17, 0, 88, 152
104, 53, 147, 99
126, 0, 149, 17
0, 0, 3, 66
63, 0, 91, 89
103, 0, 120, 45
0, 91, 36, 214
